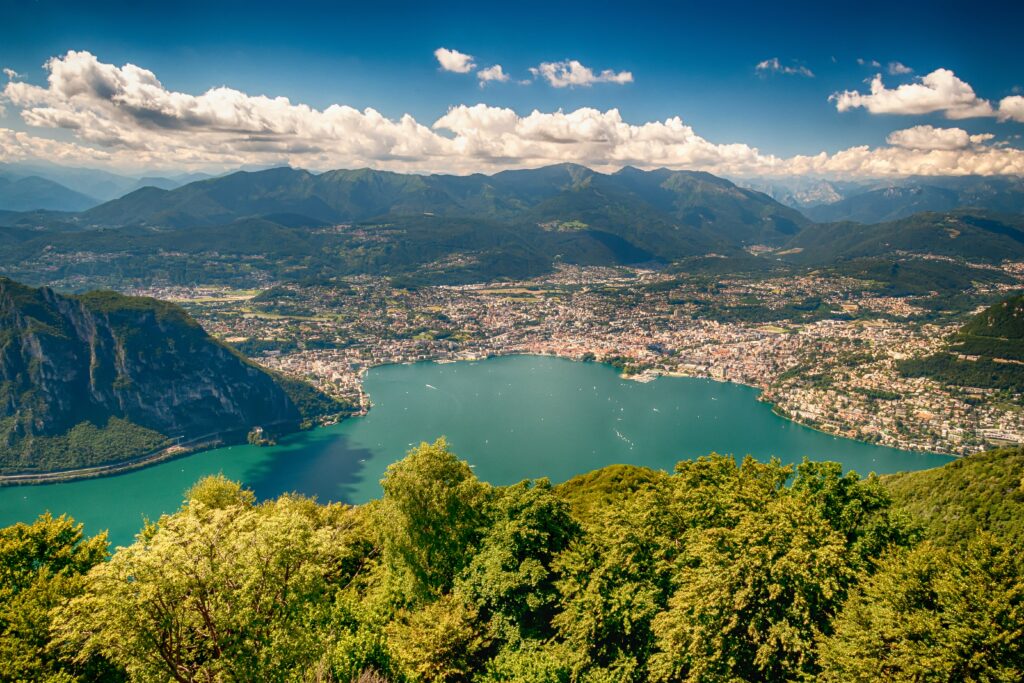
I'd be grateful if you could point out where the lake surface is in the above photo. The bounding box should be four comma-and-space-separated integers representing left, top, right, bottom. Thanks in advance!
0, 355, 953, 547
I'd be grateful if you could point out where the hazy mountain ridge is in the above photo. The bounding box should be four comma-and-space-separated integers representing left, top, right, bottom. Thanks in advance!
803, 176, 1024, 223
0, 175, 100, 212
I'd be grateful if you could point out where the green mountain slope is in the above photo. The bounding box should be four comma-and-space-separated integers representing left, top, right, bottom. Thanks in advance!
884, 446, 1024, 547
955, 293, 1024, 358
784, 210, 1024, 264
897, 292, 1024, 392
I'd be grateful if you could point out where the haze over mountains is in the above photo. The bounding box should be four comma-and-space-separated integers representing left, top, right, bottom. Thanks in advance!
0, 175, 98, 212
0, 162, 216, 210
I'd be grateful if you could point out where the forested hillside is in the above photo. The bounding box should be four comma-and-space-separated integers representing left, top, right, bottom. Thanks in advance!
2, 441, 1021, 682
898, 292, 1024, 393
0, 277, 345, 474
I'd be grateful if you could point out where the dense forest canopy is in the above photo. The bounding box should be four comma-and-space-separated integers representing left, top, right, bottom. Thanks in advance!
2, 440, 1022, 682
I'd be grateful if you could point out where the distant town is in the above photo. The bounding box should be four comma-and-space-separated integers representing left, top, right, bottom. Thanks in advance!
131, 259, 1024, 457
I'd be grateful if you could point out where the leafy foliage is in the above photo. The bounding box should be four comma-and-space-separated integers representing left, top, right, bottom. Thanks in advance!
819, 535, 1024, 682
0, 514, 117, 682
57, 478, 368, 681
2, 442, 1022, 682
884, 446, 1024, 547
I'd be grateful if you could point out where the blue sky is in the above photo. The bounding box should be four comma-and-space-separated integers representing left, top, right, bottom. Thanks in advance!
2, 0, 1022, 176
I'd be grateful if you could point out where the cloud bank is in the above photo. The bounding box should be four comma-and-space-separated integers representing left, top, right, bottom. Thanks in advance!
1, 51, 1022, 178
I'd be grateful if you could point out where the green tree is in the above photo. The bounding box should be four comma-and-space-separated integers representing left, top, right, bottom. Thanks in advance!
819, 535, 1024, 682
376, 439, 489, 601
456, 479, 580, 641
56, 477, 366, 682
0, 513, 117, 682
552, 486, 679, 682
790, 459, 918, 566
650, 495, 855, 682
386, 594, 488, 683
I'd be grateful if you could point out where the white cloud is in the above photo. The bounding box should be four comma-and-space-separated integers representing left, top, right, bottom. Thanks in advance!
755, 58, 814, 78
476, 64, 509, 87
832, 68, 995, 119
998, 95, 1024, 123
1, 51, 1022, 178
3, 68, 23, 80
857, 58, 881, 68
887, 61, 913, 75
528, 60, 633, 88
433, 47, 475, 74
886, 125, 993, 150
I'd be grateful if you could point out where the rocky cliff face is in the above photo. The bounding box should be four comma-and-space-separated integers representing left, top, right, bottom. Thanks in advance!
0, 278, 300, 460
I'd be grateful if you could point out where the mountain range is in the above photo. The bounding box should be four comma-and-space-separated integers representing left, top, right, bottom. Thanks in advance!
0, 164, 1022, 288
0, 164, 816, 285
803, 176, 1024, 223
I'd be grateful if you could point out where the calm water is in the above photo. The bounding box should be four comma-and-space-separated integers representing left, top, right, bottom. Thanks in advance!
0, 355, 953, 546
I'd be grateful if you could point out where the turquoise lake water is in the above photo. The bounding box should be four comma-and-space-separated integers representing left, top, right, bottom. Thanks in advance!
0, 355, 953, 547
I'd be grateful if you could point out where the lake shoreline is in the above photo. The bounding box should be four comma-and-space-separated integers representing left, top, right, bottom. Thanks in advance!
1, 353, 949, 487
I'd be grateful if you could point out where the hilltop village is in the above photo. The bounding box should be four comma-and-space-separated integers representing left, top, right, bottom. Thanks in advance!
133, 262, 1024, 457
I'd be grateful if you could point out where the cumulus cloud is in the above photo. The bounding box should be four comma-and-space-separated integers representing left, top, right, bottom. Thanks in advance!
3, 68, 23, 80
831, 68, 994, 119
887, 61, 913, 75
434, 47, 475, 74
755, 58, 814, 78
1, 51, 1023, 178
886, 125, 993, 150
528, 60, 633, 88
476, 64, 509, 87
998, 95, 1024, 123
